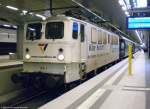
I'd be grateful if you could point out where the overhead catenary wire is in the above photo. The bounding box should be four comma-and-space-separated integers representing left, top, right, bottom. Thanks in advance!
71, 0, 137, 43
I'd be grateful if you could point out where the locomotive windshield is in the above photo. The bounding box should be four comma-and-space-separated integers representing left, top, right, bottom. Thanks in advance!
26, 23, 42, 40
45, 22, 64, 39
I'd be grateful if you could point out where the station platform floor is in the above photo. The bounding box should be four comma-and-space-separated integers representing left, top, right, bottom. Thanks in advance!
0, 55, 23, 67
0, 55, 23, 103
39, 51, 150, 109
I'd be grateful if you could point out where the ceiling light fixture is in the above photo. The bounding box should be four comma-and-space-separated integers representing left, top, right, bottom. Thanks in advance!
125, 10, 130, 16
3, 24, 11, 27
6, 5, 19, 11
118, 0, 130, 16
125, 11, 129, 15
136, 0, 147, 8
122, 6, 127, 11
22, 10, 28, 15
135, 30, 143, 43
12, 25, 17, 29
35, 14, 46, 20
29, 12, 34, 15
119, 0, 125, 6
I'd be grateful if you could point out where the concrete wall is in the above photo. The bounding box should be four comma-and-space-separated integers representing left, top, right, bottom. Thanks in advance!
0, 28, 16, 43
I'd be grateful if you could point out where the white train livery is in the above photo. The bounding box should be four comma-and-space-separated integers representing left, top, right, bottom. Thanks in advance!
13, 15, 121, 88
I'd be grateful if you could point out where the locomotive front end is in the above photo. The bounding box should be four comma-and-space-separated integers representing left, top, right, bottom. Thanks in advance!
24, 21, 69, 73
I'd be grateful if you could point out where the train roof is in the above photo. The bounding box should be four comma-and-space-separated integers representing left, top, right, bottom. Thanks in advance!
25, 15, 119, 36
25, 15, 139, 45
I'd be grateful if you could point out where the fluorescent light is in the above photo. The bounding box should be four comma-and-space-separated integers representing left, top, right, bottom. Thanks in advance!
9, 53, 14, 55
6, 5, 19, 11
135, 30, 142, 43
141, 43, 145, 48
22, 10, 28, 15
134, 2, 137, 7
28, 27, 35, 31
125, 10, 130, 16
119, 0, 125, 6
12, 25, 17, 29
122, 6, 127, 11
35, 14, 46, 20
3, 24, 11, 27
125, 11, 129, 15
137, 0, 147, 7
127, 14, 130, 17
29, 12, 34, 15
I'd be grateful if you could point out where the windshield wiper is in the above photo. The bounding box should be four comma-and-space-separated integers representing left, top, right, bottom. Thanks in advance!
30, 36, 35, 41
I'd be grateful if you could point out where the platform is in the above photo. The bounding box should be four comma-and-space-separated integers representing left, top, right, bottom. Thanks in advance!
39, 51, 150, 109
0, 55, 9, 60
0, 58, 23, 103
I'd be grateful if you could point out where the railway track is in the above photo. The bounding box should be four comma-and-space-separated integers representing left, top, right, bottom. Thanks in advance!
11, 90, 48, 107
0, 85, 68, 109
0, 89, 49, 108
0, 59, 122, 109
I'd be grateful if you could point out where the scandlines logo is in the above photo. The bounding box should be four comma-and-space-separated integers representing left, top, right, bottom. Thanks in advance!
38, 43, 48, 53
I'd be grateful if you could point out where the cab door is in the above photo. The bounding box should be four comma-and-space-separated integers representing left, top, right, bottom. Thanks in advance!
80, 24, 87, 62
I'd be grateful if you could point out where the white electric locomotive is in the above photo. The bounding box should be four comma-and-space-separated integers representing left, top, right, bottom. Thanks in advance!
12, 15, 120, 88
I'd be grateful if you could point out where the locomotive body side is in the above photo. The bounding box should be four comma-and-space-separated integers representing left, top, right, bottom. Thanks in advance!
85, 24, 120, 73
12, 16, 120, 88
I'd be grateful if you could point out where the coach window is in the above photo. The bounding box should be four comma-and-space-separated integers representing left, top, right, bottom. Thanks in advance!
112, 36, 115, 45
114, 37, 118, 45
98, 30, 103, 44
103, 32, 107, 44
91, 27, 97, 43
108, 34, 111, 44
45, 22, 64, 39
72, 22, 78, 39
26, 23, 42, 40
80, 24, 85, 42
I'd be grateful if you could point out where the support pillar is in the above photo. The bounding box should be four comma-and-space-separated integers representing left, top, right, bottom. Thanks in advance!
16, 24, 24, 59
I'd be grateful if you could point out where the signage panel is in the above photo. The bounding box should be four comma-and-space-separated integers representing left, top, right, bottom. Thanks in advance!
127, 17, 150, 29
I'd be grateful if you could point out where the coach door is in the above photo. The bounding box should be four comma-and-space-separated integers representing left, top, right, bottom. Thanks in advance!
80, 24, 87, 62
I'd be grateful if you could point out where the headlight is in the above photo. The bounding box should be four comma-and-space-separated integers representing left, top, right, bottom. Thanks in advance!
57, 54, 65, 61
25, 54, 31, 59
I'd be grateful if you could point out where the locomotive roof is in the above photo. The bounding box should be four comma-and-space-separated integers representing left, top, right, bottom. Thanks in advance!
25, 15, 137, 45
25, 15, 119, 36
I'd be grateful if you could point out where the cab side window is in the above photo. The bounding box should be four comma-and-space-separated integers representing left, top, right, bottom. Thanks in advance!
80, 24, 85, 42
72, 22, 78, 39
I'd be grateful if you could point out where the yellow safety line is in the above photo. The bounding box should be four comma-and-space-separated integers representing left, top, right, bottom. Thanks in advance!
128, 44, 132, 76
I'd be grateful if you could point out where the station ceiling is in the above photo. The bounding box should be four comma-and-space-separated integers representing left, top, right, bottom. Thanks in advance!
0, 0, 75, 24
0, 0, 149, 43
0, 0, 125, 25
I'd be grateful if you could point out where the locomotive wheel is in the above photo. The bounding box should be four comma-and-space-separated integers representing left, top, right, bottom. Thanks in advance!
64, 82, 78, 91
33, 77, 46, 90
